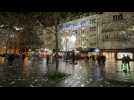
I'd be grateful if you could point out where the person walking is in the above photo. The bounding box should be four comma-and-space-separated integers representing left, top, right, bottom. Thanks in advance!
22, 52, 26, 62
126, 55, 130, 71
46, 54, 50, 66
101, 54, 106, 79
121, 55, 129, 73
122, 55, 126, 64
101, 55, 106, 66
6, 53, 16, 66
72, 50, 75, 64
96, 53, 106, 80
92, 55, 96, 63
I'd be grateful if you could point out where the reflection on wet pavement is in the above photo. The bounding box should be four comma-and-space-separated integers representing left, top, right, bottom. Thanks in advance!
57, 61, 105, 87
0, 57, 5, 64
105, 61, 134, 82
0, 57, 134, 87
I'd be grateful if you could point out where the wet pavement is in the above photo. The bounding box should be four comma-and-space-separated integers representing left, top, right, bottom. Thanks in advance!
57, 60, 134, 87
0, 57, 134, 87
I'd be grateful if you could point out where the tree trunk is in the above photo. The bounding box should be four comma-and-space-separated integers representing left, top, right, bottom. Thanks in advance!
54, 17, 60, 73
55, 25, 59, 72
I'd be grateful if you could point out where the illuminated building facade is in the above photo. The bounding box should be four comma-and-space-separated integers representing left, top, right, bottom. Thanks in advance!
0, 29, 19, 55
100, 12, 134, 61
59, 14, 99, 51
59, 12, 134, 61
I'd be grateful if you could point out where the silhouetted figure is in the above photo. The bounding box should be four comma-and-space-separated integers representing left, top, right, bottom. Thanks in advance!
22, 53, 26, 61
121, 55, 130, 73
101, 55, 106, 65
122, 55, 126, 64
46, 54, 50, 65
126, 55, 130, 71
72, 50, 75, 64
96, 53, 106, 80
90, 55, 96, 63
92, 55, 95, 61
6, 54, 15, 66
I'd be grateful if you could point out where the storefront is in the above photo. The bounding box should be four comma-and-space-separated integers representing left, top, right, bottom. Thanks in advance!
116, 49, 134, 61
102, 51, 115, 62
102, 49, 134, 61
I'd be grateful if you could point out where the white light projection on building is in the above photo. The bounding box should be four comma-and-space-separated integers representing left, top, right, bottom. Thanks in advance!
62, 32, 76, 51
60, 16, 97, 51
68, 33, 76, 50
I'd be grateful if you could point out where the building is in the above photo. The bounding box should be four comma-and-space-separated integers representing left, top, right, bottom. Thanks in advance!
59, 14, 99, 51
59, 12, 134, 61
100, 12, 134, 61
0, 29, 19, 55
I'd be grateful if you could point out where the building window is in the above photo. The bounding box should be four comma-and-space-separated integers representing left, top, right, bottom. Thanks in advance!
119, 13, 123, 20
113, 13, 123, 21
96, 12, 103, 14
90, 26, 96, 31
113, 15, 117, 21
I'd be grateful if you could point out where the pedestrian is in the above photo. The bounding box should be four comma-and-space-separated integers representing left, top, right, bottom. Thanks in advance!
122, 55, 126, 64
101, 54, 106, 78
86, 56, 89, 62
64, 52, 67, 62
46, 54, 50, 65
98, 54, 106, 69
6, 53, 15, 66
101, 55, 106, 65
121, 55, 129, 73
126, 55, 130, 71
96, 53, 105, 80
22, 52, 26, 62
92, 55, 96, 63
72, 50, 75, 64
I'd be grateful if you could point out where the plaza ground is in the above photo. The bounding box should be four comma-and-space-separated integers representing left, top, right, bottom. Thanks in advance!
0, 57, 134, 87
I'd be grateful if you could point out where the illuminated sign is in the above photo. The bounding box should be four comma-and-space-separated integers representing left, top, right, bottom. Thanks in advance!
117, 52, 133, 59
60, 17, 96, 32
